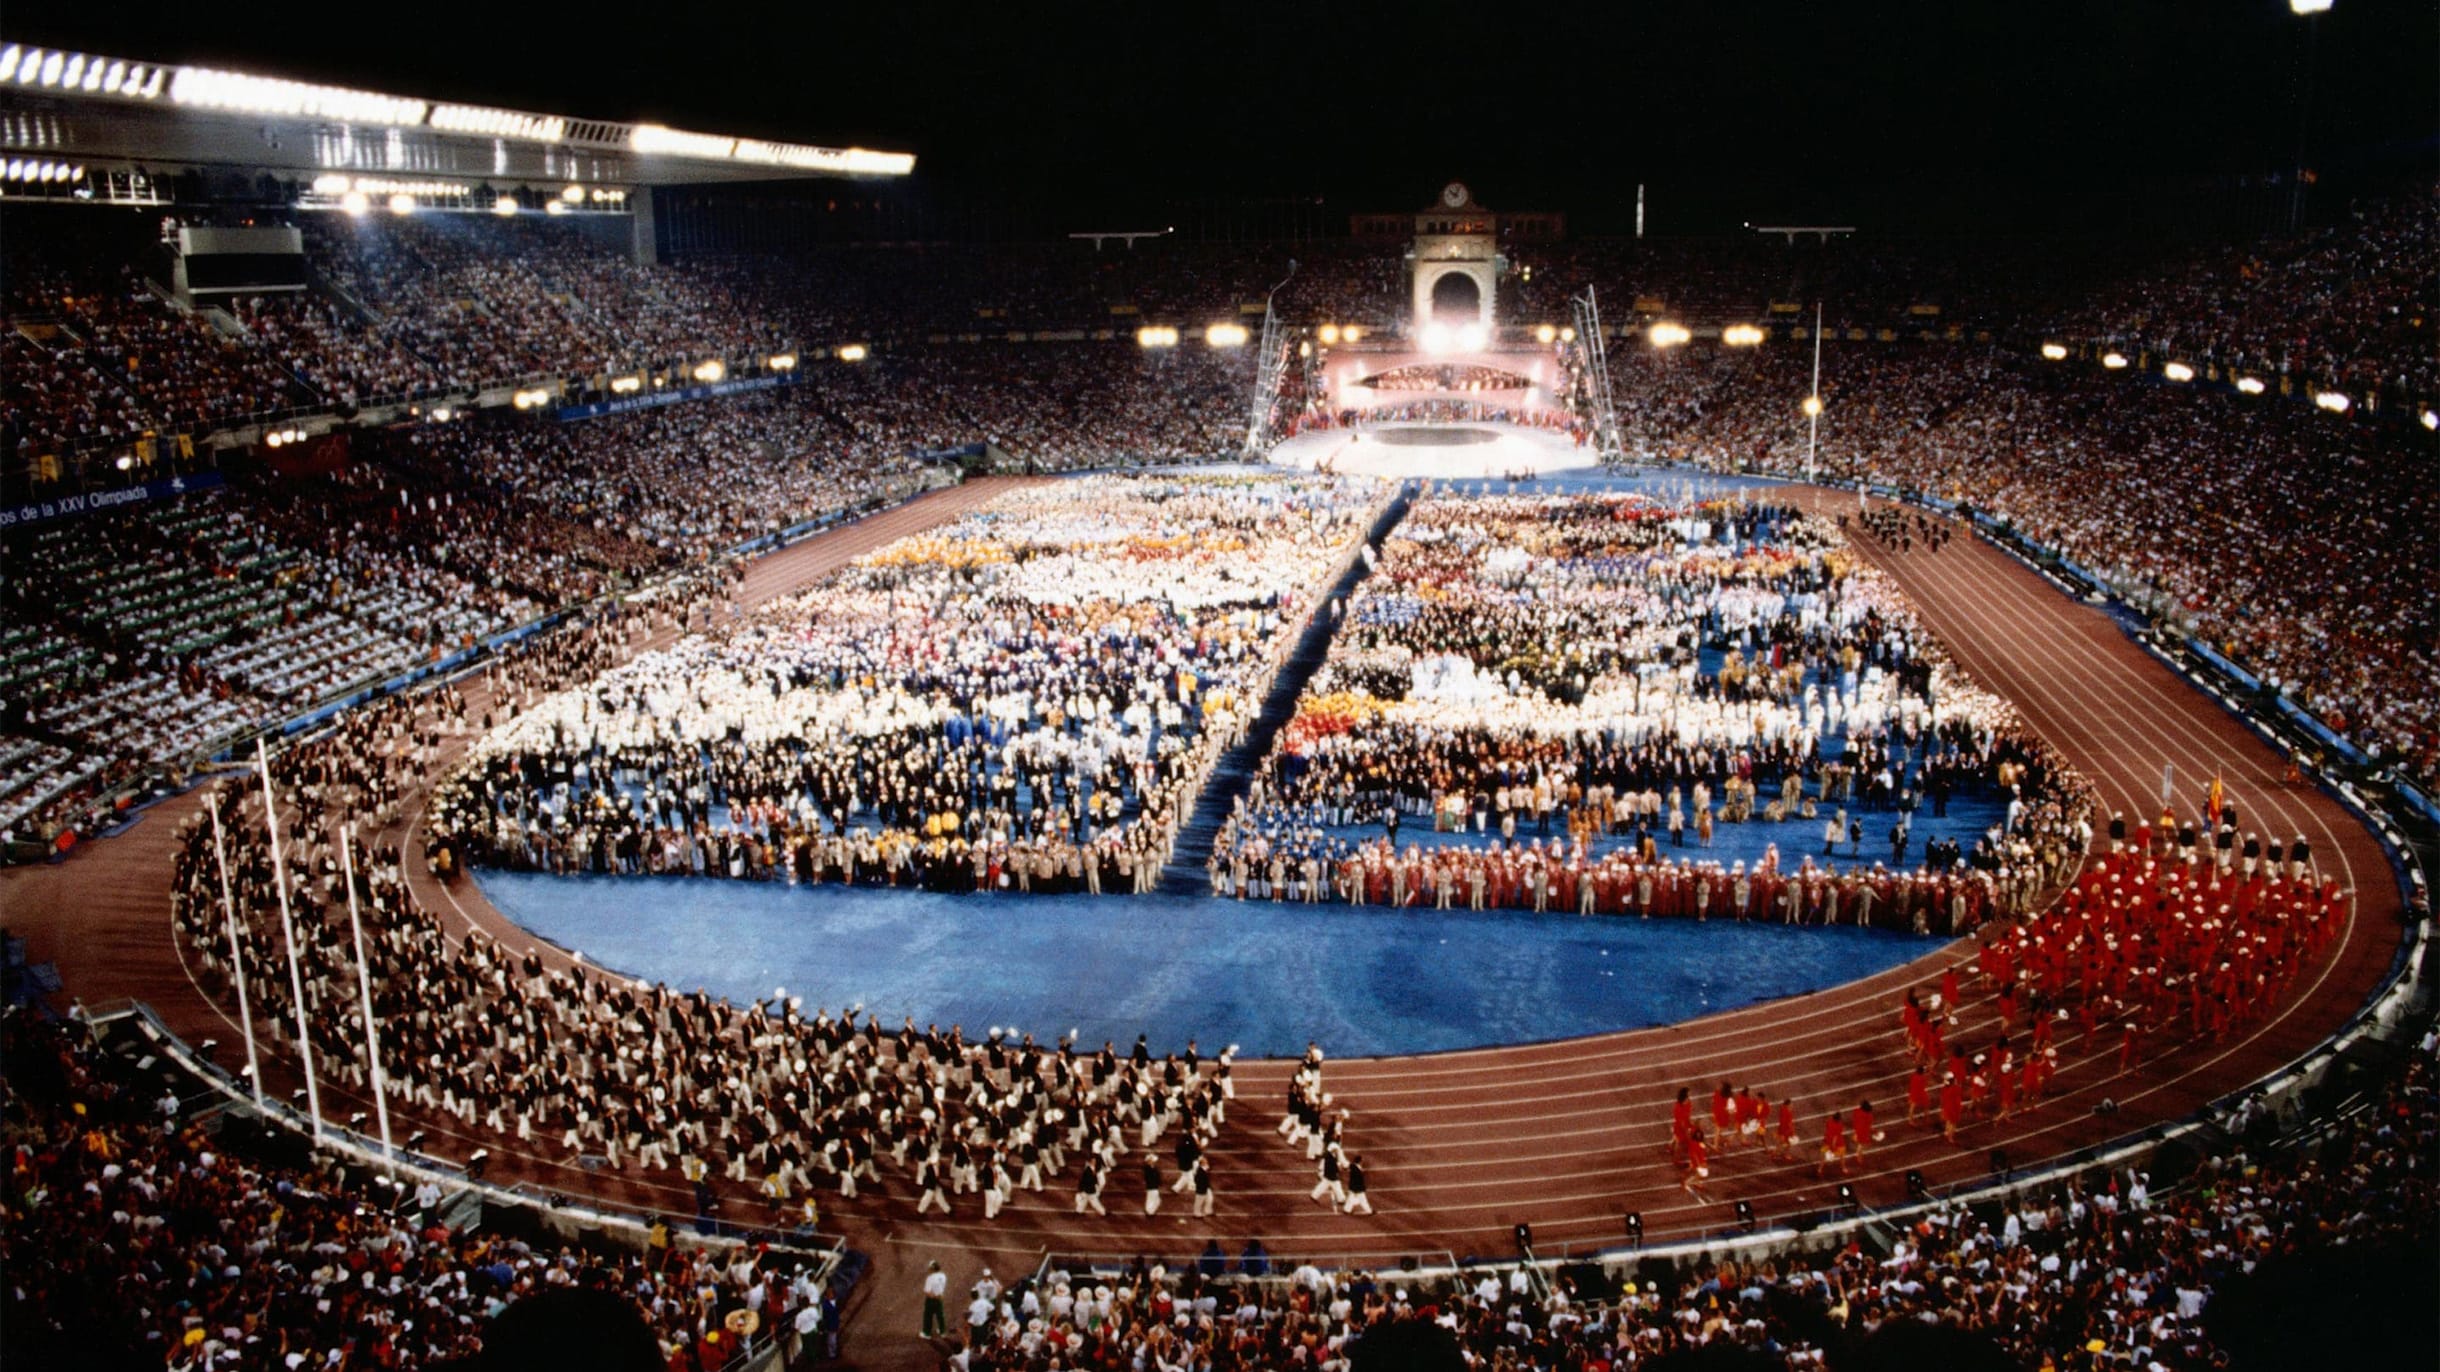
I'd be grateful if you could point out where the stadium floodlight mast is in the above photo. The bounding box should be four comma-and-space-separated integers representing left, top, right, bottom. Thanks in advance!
2287, 0, 2331, 229
256, 737, 323, 1141
207, 800, 263, 1107
339, 825, 396, 1174
1803, 301, 1824, 483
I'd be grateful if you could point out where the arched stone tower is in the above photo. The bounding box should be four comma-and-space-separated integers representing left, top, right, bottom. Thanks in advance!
1409, 181, 1501, 330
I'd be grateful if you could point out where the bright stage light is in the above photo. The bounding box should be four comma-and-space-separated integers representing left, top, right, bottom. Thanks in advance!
311, 173, 349, 195
1341, 325, 1362, 343
1419, 321, 1454, 354
1559, 326, 1576, 343
1535, 323, 1557, 344
340, 190, 370, 216
1206, 323, 1249, 348
1317, 324, 1340, 345
544, 200, 569, 216
493, 196, 519, 216
1456, 322, 1488, 351
1801, 395, 1823, 418
1722, 324, 1765, 347
692, 360, 727, 383
386, 193, 416, 216
768, 352, 798, 371
609, 375, 643, 395
2039, 343, 2069, 360
1648, 322, 1690, 348
2289, 0, 2332, 14
2312, 390, 2351, 412
2421, 409, 2438, 431
834, 345, 867, 363
2101, 352, 2129, 370
511, 387, 552, 410
1136, 326, 1178, 349
2162, 361, 2195, 382
561, 184, 584, 204
2235, 376, 2267, 395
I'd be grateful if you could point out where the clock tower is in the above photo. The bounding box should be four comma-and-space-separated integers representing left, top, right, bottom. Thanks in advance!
1411, 181, 1501, 333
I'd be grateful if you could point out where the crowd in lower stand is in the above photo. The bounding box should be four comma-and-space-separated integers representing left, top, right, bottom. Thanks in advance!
13, 976, 2428, 1372
426, 474, 1381, 895
0, 1007, 845, 1372
933, 1040, 2435, 1372
1213, 490, 2092, 920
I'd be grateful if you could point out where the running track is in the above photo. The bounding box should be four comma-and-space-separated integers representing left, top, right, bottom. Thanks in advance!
0, 479, 2405, 1364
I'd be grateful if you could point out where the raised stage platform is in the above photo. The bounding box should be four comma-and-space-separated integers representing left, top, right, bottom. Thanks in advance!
1267, 421, 1599, 478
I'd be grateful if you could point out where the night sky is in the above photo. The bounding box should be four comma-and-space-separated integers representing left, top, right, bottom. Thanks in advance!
11, 0, 2435, 232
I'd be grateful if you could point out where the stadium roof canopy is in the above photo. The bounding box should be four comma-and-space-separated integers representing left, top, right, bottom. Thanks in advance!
0, 40, 914, 194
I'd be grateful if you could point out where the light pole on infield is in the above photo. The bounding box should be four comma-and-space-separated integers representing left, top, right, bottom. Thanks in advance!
256, 736, 323, 1140
207, 799, 264, 1107
340, 826, 397, 1173
1803, 301, 1824, 483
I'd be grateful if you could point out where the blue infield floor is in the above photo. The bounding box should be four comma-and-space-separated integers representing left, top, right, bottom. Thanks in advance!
476, 869, 1943, 1059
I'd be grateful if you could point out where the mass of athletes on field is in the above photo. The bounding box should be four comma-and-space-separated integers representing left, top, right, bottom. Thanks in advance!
1209, 491, 2091, 926
1668, 801, 2348, 1197
423, 474, 1386, 894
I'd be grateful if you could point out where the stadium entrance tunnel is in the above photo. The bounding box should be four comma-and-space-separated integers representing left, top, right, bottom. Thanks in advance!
1430, 271, 1483, 324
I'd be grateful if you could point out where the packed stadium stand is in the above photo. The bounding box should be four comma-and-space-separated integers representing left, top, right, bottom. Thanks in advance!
0, 32, 2433, 1372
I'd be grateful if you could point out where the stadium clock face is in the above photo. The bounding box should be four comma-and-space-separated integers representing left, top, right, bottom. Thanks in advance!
1441, 182, 1469, 208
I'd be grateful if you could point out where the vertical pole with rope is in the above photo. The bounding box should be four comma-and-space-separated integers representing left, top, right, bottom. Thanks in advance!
207, 798, 264, 1107
340, 825, 396, 1170
257, 736, 323, 1140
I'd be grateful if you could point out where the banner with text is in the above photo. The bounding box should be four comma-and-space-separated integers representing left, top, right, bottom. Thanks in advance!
0, 470, 226, 530
555, 373, 796, 422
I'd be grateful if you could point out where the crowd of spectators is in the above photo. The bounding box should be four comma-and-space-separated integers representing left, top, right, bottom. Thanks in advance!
0, 1006, 843, 1372
2059, 186, 2438, 402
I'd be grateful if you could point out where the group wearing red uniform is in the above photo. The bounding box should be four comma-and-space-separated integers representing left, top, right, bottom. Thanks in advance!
1660, 827, 2345, 1203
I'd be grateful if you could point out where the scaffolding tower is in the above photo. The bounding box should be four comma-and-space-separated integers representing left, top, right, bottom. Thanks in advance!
1242, 264, 1298, 457
1569, 286, 1626, 466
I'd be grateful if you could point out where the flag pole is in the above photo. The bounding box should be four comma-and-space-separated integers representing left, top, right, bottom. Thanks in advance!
340, 825, 397, 1172
257, 737, 323, 1140
207, 798, 264, 1107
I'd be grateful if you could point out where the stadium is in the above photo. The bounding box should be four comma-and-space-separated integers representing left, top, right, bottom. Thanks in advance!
1, 4, 2435, 1370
